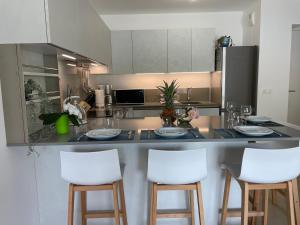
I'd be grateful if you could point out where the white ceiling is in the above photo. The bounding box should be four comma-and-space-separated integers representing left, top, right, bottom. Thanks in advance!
90, 0, 255, 15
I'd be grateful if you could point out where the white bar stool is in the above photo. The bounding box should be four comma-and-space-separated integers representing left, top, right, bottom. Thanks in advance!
60, 149, 127, 225
220, 147, 300, 225
147, 149, 207, 225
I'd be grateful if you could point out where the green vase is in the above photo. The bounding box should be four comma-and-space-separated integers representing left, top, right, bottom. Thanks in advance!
55, 114, 69, 135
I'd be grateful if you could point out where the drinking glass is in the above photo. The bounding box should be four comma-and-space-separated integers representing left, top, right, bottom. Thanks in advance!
240, 105, 252, 117
113, 109, 124, 128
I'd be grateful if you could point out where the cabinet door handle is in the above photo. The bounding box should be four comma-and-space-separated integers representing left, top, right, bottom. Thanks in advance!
289, 90, 296, 93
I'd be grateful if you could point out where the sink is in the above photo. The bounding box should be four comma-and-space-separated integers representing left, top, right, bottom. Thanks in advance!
180, 101, 203, 105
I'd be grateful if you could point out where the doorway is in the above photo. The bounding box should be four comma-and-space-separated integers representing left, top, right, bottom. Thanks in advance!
288, 25, 300, 126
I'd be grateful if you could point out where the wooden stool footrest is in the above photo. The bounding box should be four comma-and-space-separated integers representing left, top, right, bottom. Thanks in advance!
157, 209, 193, 218
85, 210, 123, 219
222, 208, 264, 217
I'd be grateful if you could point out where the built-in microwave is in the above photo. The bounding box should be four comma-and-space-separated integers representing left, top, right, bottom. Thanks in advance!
114, 89, 144, 105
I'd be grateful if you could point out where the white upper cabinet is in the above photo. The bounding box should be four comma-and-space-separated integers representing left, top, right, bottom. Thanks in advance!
167, 29, 192, 72
132, 30, 167, 73
192, 28, 216, 72
0, 0, 48, 43
0, 0, 112, 66
111, 31, 133, 74
111, 28, 215, 74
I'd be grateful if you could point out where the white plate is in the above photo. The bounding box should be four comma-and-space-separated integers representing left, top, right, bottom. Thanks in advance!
233, 126, 274, 136
154, 127, 188, 138
86, 129, 122, 140
245, 116, 272, 123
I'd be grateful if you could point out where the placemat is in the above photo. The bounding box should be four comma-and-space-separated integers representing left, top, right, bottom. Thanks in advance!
140, 128, 205, 140
244, 120, 284, 127
69, 130, 135, 142
214, 129, 290, 139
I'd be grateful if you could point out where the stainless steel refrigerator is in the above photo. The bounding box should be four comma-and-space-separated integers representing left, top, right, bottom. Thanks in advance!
215, 46, 259, 114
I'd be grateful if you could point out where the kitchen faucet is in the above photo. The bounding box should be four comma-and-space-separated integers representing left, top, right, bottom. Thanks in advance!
187, 88, 192, 102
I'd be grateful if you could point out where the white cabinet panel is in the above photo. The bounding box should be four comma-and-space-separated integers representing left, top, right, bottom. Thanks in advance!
132, 30, 167, 73
192, 28, 216, 72
46, 0, 112, 65
0, 0, 47, 43
167, 29, 192, 72
111, 31, 133, 74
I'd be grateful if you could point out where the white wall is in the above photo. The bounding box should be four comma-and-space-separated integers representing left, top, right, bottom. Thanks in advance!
101, 12, 244, 45
0, 83, 40, 225
242, 1, 261, 46
256, 0, 300, 121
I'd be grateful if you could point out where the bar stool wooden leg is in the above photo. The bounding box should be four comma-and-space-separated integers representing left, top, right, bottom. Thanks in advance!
81, 191, 87, 225
189, 190, 195, 225
272, 190, 277, 205
113, 182, 121, 225
262, 190, 269, 225
119, 179, 128, 225
152, 183, 158, 225
251, 190, 261, 225
241, 182, 249, 225
196, 182, 205, 225
149, 183, 154, 225
221, 170, 231, 225
292, 179, 300, 225
67, 184, 75, 225
287, 181, 296, 225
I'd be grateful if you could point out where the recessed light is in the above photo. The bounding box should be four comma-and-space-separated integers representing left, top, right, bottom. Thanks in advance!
67, 63, 76, 67
62, 54, 76, 60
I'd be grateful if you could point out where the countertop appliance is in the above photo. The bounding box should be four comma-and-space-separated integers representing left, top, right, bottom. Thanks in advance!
215, 46, 258, 113
115, 89, 144, 105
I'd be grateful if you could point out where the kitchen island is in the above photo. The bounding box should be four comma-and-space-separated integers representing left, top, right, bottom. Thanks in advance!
27, 116, 300, 225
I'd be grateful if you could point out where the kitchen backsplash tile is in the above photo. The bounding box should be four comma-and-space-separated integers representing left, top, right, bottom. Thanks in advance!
144, 88, 210, 103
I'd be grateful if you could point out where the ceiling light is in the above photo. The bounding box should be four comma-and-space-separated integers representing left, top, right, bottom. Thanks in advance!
67, 63, 76, 67
90, 63, 98, 66
62, 54, 76, 60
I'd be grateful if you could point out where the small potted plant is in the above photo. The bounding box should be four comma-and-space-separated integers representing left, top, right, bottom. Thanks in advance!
177, 107, 199, 127
39, 90, 82, 135
157, 80, 179, 126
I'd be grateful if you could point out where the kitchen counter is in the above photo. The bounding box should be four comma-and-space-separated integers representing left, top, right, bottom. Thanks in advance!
27, 116, 300, 145
28, 116, 300, 225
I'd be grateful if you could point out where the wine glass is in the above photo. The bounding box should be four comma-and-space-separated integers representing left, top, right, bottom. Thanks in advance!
226, 101, 235, 122
240, 105, 252, 117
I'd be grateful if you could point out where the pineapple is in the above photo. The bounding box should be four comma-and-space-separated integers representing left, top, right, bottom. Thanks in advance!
157, 80, 179, 124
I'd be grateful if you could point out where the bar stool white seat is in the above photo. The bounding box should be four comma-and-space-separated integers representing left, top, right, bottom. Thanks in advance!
147, 149, 207, 225
60, 149, 127, 225
220, 147, 300, 225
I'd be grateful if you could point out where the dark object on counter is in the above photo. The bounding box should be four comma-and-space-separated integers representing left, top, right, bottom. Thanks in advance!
214, 129, 289, 139
115, 89, 144, 104
140, 129, 205, 140
244, 121, 284, 127
79, 90, 96, 112
217, 36, 232, 47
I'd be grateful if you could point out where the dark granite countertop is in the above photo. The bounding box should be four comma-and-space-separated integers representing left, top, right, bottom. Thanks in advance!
23, 116, 300, 146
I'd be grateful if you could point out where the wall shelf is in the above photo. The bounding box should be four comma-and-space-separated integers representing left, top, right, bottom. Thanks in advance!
23, 72, 59, 78
26, 96, 61, 105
